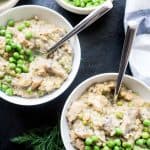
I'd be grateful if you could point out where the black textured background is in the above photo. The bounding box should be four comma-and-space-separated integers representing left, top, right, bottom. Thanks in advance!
0, 0, 130, 150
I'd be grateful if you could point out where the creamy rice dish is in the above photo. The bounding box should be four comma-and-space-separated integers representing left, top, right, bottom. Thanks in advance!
0, 17, 73, 98
67, 81, 150, 150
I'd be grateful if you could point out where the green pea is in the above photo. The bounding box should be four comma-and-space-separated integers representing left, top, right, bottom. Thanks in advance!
100, 0, 105, 3
17, 59, 24, 65
143, 127, 149, 132
91, 136, 99, 143
5, 31, 13, 35
115, 128, 123, 136
146, 138, 150, 147
80, 1, 85, 7
19, 49, 25, 54
5, 88, 13, 96
74, 0, 80, 6
16, 44, 22, 52
17, 63, 23, 68
0, 29, 6, 36
5, 45, 12, 52
106, 140, 115, 148
25, 49, 32, 56
93, 145, 100, 150
26, 88, 32, 94
116, 112, 124, 119
13, 52, 20, 59
113, 146, 120, 150
15, 67, 22, 73
7, 19, 15, 27
4, 76, 11, 83
17, 24, 26, 31
85, 146, 92, 150
9, 63, 16, 69
114, 139, 121, 146
24, 21, 31, 27
11, 42, 17, 49
0, 25, 5, 30
142, 132, 149, 139
133, 146, 141, 150
19, 55, 25, 60
122, 142, 132, 148
1, 84, 8, 92
136, 139, 145, 146
25, 31, 32, 40
143, 120, 150, 127
103, 146, 110, 150
83, 0, 90, 3
9, 57, 16, 63
117, 101, 123, 106
5, 39, 13, 45
85, 137, 93, 145
22, 65, 29, 73
93, 2, 98, 6
5, 33, 12, 39
86, 2, 93, 7
29, 56, 34, 62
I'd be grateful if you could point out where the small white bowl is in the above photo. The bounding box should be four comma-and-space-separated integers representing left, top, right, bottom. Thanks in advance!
0, 5, 81, 106
61, 73, 150, 150
0, 0, 19, 13
55, 0, 113, 15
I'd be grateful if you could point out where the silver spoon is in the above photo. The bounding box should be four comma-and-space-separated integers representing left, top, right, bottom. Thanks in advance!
113, 21, 138, 102
45, 1, 113, 56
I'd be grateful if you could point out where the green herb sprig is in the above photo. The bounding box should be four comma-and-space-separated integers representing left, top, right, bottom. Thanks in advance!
11, 125, 65, 150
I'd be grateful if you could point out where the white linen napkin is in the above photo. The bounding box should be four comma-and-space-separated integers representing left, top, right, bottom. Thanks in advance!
124, 0, 150, 86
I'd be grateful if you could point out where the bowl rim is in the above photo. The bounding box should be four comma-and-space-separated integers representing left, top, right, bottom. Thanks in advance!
0, 5, 81, 106
55, 0, 113, 14
60, 73, 150, 150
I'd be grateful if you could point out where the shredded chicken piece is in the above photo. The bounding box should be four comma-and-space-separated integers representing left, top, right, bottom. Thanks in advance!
67, 101, 86, 123
12, 74, 32, 88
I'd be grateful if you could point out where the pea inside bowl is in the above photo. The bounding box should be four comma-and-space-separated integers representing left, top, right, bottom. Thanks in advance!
65, 0, 106, 8
0, 5, 81, 106
55, 0, 113, 15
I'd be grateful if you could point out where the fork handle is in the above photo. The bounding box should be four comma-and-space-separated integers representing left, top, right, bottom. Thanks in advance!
48, 1, 113, 54
114, 21, 138, 101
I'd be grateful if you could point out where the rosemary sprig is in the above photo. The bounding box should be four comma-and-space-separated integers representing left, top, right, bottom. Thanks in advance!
11, 125, 65, 150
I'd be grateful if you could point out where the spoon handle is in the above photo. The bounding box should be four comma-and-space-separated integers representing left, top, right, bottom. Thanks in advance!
114, 21, 138, 101
48, 1, 113, 54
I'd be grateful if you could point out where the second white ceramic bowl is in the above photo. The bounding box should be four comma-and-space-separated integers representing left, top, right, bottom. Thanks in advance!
61, 73, 150, 150
0, 5, 81, 106
55, 0, 113, 15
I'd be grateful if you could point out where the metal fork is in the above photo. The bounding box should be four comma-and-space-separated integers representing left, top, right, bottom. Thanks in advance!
113, 21, 138, 102
45, 1, 113, 55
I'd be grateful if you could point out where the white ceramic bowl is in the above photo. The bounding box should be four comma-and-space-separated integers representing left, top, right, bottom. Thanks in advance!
55, 0, 113, 15
0, 0, 19, 13
61, 73, 150, 150
0, 5, 81, 106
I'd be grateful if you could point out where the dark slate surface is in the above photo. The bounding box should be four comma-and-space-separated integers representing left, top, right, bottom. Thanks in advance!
0, 0, 130, 149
